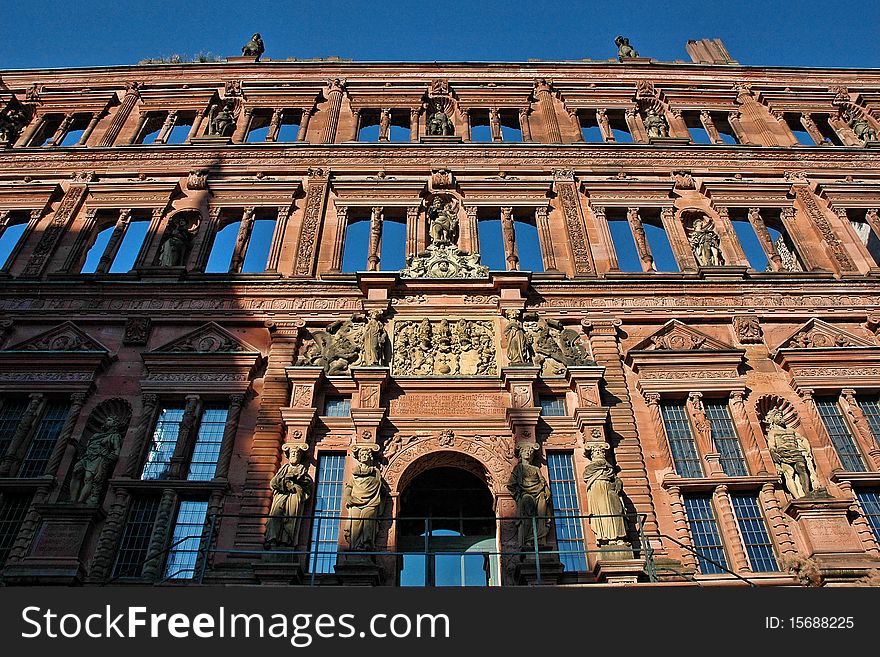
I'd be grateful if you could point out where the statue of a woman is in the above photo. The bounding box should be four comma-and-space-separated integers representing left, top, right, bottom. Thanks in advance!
506, 442, 552, 548
69, 416, 123, 505
264, 443, 313, 549
582, 443, 628, 545
643, 109, 669, 138
343, 446, 385, 551
504, 309, 530, 365
360, 310, 387, 366
688, 216, 724, 267
157, 215, 194, 267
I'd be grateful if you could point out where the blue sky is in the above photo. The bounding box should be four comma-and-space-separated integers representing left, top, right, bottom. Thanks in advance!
2, 0, 879, 70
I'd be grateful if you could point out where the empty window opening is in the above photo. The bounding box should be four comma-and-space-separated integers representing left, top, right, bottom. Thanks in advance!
358, 110, 381, 142
277, 110, 301, 141
476, 214, 505, 270
341, 214, 371, 272
847, 209, 880, 266
784, 113, 816, 145
683, 111, 712, 144
245, 110, 272, 142
469, 109, 492, 142
606, 208, 643, 272
0, 213, 30, 269
389, 109, 411, 142
240, 216, 277, 273
58, 114, 92, 146
713, 113, 739, 144
30, 115, 63, 147
642, 209, 679, 272
165, 113, 195, 144
137, 113, 166, 144
498, 109, 522, 142
205, 216, 240, 273
813, 114, 843, 146
80, 220, 116, 274
110, 219, 150, 273
765, 209, 803, 271
577, 110, 604, 142
379, 213, 407, 271
513, 214, 544, 272
730, 211, 771, 271
606, 110, 632, 143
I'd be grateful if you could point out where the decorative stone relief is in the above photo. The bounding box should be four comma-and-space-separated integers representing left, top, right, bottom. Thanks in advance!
391, 318, 496, 376
778, 319, 873, 350
522, 313, 592, 376
122, 318, 152, 346
6, 322, 105, 352
297, 313, 387, 375
733, 316, 763, 344
154, 322, 253, 353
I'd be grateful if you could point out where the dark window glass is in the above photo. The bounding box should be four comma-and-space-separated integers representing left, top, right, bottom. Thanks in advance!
730, 494, 778, 572
113, 495, 160, 578
855, 490, 880, 545
815, 398, 866, 472
540, 396, 566, 416
0, 399, 28, 458
547, 453, 587, 572
141, 407, 184, 480
163, 500, 208, 580
19, 400, 69, 477
0, 493, 31, 566
323, 397, 351, 417
187, 407, 228, 481
856, 396, 880, 444
661, 402, 703, 478
704, 401, 748, 477
683, 495, 727, 575
309, 454, 346, 574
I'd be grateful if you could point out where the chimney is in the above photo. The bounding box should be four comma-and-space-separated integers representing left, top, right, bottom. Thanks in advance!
686, 38, 738, 65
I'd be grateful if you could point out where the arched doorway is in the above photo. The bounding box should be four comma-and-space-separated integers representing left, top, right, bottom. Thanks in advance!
397, 464, 498, 586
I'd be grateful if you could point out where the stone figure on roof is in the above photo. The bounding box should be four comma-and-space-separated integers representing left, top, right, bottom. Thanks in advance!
615, 36, 639, 59
242, 33, 265, 59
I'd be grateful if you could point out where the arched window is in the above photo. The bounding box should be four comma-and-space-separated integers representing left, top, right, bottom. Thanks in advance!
0, 212, 32, 271
341, 215, 371, 272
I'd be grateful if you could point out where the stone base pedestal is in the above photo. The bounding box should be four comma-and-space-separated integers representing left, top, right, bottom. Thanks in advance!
698, 265, 750, 280
785, 494, 866, 560
514, 553, 564, 585
593, 558, 645, 585
648, 137, 692, 146
334, 553, 383, 586
618, 56, 653, 64
2, 504, 104, 585
190, 135, 233, 146
226, 55, 260, 63
863, 140, 880, 148
419, 135, 463, 144
135, 265, 187, 279
252, 553, 306, 585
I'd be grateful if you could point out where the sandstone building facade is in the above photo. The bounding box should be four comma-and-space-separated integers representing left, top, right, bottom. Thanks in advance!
0, 37, 879, 586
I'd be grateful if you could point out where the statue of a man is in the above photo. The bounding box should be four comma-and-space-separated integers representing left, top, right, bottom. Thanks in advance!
427, 197, 459, 245
643, 109, 669, 138
689, 215, 725, 266
765, 409, 819, 498
504, 309, 531, 365
157, 215, 194, 267
848, 110, 877, 142
506, 442, 552, 548
615, 35, 639, 59
360, 310, 387, 366
242, 33, 265, 59
69, 416, 124, 505
208, 100, 236, 137
343, 446, 385, 551
0, 108, 27, 143
426, 103, 454, 136
264, 443, 313, 549
582, 443, 628, 546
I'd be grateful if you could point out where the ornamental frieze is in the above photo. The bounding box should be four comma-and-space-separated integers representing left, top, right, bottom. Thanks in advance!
391, 318, 496, 376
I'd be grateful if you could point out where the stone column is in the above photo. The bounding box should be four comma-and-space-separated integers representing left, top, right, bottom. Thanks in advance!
349, 109, 361, 142
714, 207, 749, 267
0, 393, 44, 476
687, 392, 718, 475
213, 393, 246, 481
87, 488, 130, 581
409, 108, 420, 142
625, 108, 647, 143
661, 207, 697, 272
461, 206, 479, 254
62, 207, 100, 273
840, 389, 880, 469
626, 207, 654, 271
296, 107, 312, 142
534, 206, 556, 271
727, 110, 750, 145
519, 108, 532, 142
865, 209, 880, 242
191, 207, 221, 273
328, 205, 348, 272
644, 392, 674, 471
229, 207, 256, 273
747, 208, 783, 270
759, 483, 799, 557
141, 488, 178, 581
713, 484, 750, 573
125, 110, 149, 145
799, 113, 825, 145
186, 106, 209, 141
155, 110, 178, 144
265, 108, 282, 142
96, 209, 133, 274
22, 182, 89, 278
553, 170, 596, 276
405, 206, 420, 259
234, 108, 254, 143
534, 81, 562, 143
666, 484, 697, 570
700, 110, 723, 144
16, 112, 44, 147
293, 169, 330, 276
44, 392, 89, 479
122, 393, 159, 478
45, 112, 75, 147
265, 205, 290, 273
77, 110, 104, 146
462, 109, 472, 142
729, 390, 772, 474
367, 206, 383, 271
500, 207, 519, 270
568, 109, 584, 142
168, 395, 201, 480
489, 108, 502, 142
590, 205, 619, 271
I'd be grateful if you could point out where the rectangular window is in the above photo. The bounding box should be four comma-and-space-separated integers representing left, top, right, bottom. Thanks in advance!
0, 399, 28, 458
323, 397, 351, 417
683, 495, 727, 575
141, 406, 184, 480
0, 493, 31, 566
540, 396, 566, 417
240, 218, 277, 273
19, 400, 69, 478
848, 211, 880, 267
784, 113, 816, 145
577, 110, 604, 143
730, 494, 778, 572
704, 401, 749, 477
476, 218, 505, 271
341, 218, 370, 272
607, 213, 643, 272
642, 215, 679, 273
163, 500, 209, 580
186, 407, 228, 481
309, 453, 346, 574
109, 220, 150, 273
856, 396, 880, 444
815, 398, 866, 472
546, 453, 587, 572
112, 495, 160, 578
513, 219, 544, 272
855, 490, 880, 545
660, 402, 704, 478
731, 217, 771, 271
379, 218, 407, 271
0, 218, 29, 270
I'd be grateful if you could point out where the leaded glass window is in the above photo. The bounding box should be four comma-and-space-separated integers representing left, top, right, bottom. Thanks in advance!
661, 402, 704, 478
323, 397, 351, 417
141, 407, 184, 480
683, 495, 727, 574
19, 400, 69, 477
540, 396, 567, 417
112, 495, 160, 578
704, 401, 748, 477
856, 396, 880, 445
855, 490, 880, 545
186, 407, 228, 481
815, 398, 866, 472
309, 453, 346, 574
730, 493, 778, 572
163, 500, 209, 580
547, 452, 587, 572
0, 399, 27, 459
0, 493, 31, 566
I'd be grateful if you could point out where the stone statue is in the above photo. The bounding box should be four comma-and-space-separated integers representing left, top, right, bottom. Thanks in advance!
0, 107, 27, 143
69, 416, 123, 505
296, 315, 366, 375
504, 309, 531, 365
523, 314, 593, 376
583, 443, 629, 546
615, 35, 639, 59
361, 310, 387, 367
426, 102, 454, 136
242, 33, 265, 59
506, 442, 552, 548
427, 197, 459, 245
847, 110, 877, 142
643, 109, 669, 138
264, 443, 313, 549
765, 409, 819, 498
343, 446, 385, 551
157, 215, 195, 267
391, 318, 497, 376
688, 215, 725, 267
208, 100, 236, 137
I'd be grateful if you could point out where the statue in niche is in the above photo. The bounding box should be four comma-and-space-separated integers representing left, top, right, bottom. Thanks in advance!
264, 443, 313, 549
296, 315, 365, 375
643, 108, 669, 138
582, 443, 629, 546
765, 409, 819, 499
242, 33, 265, 59
157, 214, 195, 267
378, 109, 391, 140
343, 446, 386, 551
688, 215, 725, 267
523, 314, 592, 376
0, 107, 27, 143
427, 197, 459, 245
507, 442, 552, 548
615, 35, 639, 59
426, 101, 454, 136
504, 309, 531, 365
361, 310, 388, 367
208, 100, 236, 137
846, 109, 877, 143
69, 416, 124, 505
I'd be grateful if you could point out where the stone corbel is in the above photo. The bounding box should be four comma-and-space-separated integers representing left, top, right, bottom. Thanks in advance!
350, 366, 390, 449
281, 366, 324, 444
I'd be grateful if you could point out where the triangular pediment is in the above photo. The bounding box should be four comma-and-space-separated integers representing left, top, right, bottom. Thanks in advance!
630, 320, 736, 352
4, 321, 109, 353
776, 319, 875, 351
150, 322, 259, 354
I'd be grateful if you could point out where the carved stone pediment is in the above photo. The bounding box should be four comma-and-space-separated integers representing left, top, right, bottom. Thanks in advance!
629, 320, 734, 352
5, 321, 109, 353
400, 243, 489, 279
150, 321, 259, 354
775, 319, 874, 351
